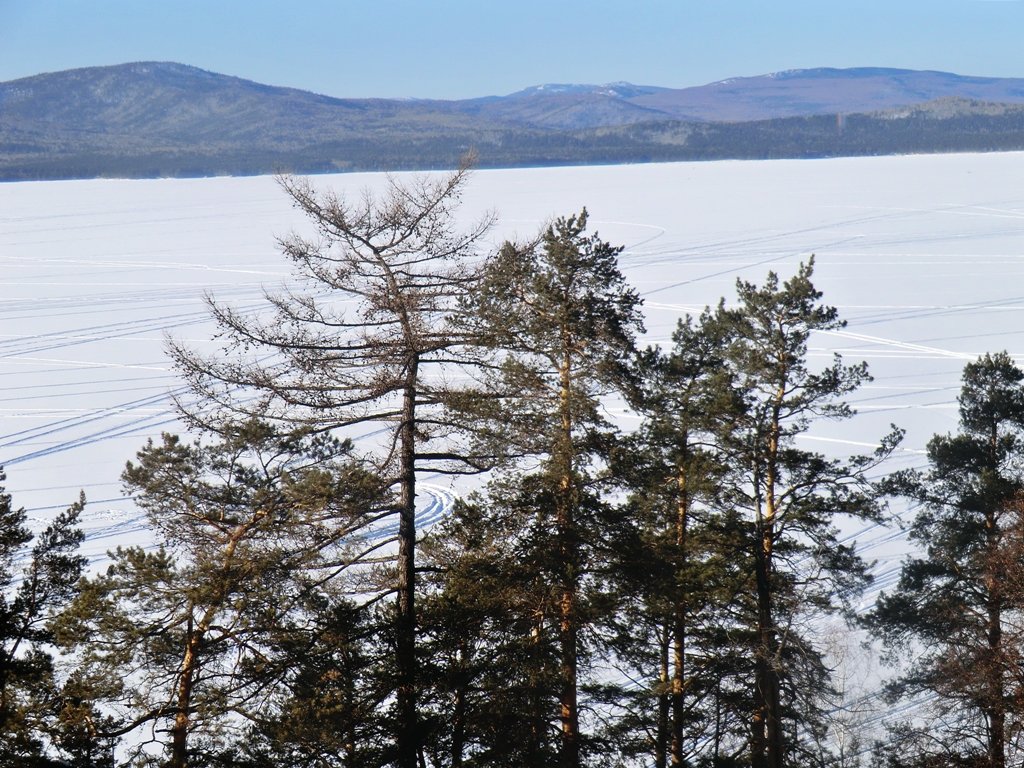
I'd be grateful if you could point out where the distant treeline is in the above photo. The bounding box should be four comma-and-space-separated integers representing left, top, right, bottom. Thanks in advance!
6, 107, 1024, 180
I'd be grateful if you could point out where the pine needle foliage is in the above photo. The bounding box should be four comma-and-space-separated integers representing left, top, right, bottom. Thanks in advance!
870, 352, 1024, 768
57, 422, 385, 768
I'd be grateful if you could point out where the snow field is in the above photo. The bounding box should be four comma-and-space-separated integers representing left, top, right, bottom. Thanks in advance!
3, 154, 1024, 576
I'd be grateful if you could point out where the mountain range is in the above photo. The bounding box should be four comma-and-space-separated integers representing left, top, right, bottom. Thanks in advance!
4, 62, 1024, 179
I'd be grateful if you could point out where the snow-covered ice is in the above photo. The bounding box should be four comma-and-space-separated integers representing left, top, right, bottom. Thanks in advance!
3, 152, 1024, 571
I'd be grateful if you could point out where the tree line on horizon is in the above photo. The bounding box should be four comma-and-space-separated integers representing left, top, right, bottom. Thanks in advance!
8, 103, 1024, 181
0, 164, 1021, 768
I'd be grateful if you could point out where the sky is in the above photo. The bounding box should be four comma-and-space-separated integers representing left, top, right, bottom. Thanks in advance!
2, 0, 1024, 100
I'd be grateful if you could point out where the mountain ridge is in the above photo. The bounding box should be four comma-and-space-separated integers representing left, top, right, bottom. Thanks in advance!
6, 62, 1024, 179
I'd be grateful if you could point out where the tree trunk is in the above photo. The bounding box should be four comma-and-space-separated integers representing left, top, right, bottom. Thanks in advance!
396, 363, 419, 768
986, 505, 1005, 768
557, 350, 580, 768
751, 539, 769, 768
450, 643, 467, 768
656, 629, 670, 768
168, 527, 244, 768
169, 616, 201, 768
559, 586, 579, 768
671, 462, 689, 767
557, 483, 580, 768
342, 637, 357, 768
754, 408, 783, 768
753, 532, 783, 768
528, 616, 545, 764
766, 403, 784, 768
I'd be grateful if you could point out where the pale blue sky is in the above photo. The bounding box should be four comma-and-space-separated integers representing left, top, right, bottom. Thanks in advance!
2, 0, 1024, 99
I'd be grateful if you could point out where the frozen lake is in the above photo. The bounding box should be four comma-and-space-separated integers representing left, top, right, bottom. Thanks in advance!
3, 152, 1024, 569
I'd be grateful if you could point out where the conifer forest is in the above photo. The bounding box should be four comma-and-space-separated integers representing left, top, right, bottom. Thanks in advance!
3, 164, 1022, 768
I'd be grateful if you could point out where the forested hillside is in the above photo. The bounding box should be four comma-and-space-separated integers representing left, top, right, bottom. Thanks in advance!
7, 63, 1024, 179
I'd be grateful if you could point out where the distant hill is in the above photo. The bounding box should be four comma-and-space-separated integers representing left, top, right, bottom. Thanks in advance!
5, 63, 1024, 179
625, 67, 1024, 121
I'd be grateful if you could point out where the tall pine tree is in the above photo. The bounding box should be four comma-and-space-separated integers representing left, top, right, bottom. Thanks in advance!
716, 259, 899, 768
442, 210, 643, 768
870, 351, 1024, 768
609, 309, 742, 768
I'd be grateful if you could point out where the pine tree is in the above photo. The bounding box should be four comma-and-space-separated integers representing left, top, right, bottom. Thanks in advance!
0, 473, 89, 766
419, 492, 565, 767
609, 309, 744, 767
234, 597, 393, 768
57, 422, 385, 768
715, 259, 899, 767
869, 351, 1024, 768
446, 209, 643, 767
